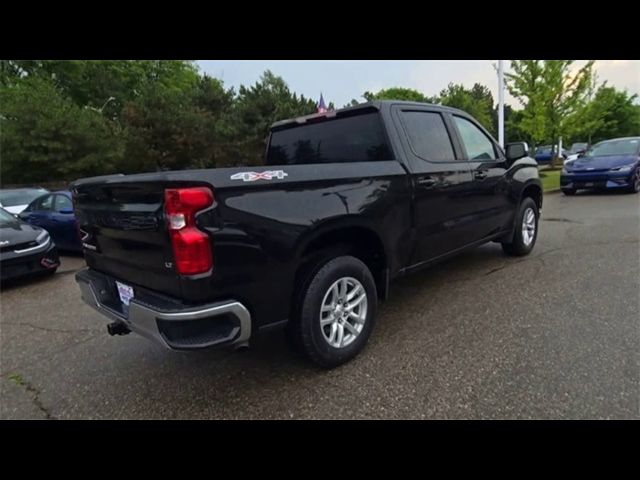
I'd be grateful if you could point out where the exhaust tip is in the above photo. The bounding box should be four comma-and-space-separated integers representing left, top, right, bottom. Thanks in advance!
107, 321, 131, 336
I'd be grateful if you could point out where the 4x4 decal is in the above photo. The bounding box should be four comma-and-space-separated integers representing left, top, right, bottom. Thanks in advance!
230, 170, 288, 182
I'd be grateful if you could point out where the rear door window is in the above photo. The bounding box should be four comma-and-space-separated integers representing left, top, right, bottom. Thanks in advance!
55, 194, 73, 212
33, 194, 54, 212
399, 111, 456, 162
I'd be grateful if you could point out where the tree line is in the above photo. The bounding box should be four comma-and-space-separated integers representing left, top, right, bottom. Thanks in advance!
1, 60, 638, 185
362, 61, 639, 158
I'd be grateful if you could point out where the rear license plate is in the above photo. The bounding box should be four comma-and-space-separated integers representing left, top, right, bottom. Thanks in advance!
116, 281, 134, 306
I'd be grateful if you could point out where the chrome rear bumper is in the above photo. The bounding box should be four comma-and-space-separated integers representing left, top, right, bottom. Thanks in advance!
76, 270, 251, 350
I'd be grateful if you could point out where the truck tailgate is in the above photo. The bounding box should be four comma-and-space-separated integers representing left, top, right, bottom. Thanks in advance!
73, 181, 181, 298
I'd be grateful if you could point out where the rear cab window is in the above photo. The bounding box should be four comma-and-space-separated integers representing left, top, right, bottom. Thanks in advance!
266, 111, 393, 165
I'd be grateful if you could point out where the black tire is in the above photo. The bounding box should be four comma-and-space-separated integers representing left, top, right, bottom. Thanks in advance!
286, 255, 377, 369
501, 197, 539, 257
562, 188, 577, 196
627, 169, 640, 194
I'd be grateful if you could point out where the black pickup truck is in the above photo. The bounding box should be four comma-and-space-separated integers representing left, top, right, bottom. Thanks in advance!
72, 101, 542, 368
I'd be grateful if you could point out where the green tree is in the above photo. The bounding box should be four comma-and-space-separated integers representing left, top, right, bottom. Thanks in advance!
120, 74, 234, 172
568, 84, 640, 144
1, 60, 200, 121
363, 87, 435, 103
504, 108, 531, 144
344, 99, 361, 108
504, 60, 546, 148
439, 83, 495, 135
0, 77, 124, 184
230, 70, 316, 165
507, 60, 595, 166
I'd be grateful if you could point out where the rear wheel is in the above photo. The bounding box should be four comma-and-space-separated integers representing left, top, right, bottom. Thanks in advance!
502, 197, 539, 256
286, 255, 377, 368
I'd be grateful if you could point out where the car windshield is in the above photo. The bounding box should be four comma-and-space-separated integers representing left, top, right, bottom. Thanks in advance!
571, 143, 587, 151
0, 189, 46, 207
0, 208, 18, 225
587, 139, 639, 157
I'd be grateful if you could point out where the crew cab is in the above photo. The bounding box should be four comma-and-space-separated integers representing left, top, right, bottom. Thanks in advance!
72, 101, 542, 368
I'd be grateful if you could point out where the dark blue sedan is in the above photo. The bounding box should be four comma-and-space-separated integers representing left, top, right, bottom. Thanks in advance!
534, 145, 569, 164
18, 190, 82, 251
560, 137, 640, 195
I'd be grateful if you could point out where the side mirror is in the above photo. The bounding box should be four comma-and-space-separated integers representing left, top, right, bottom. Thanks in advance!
505, 142, 529, 162
59, 208, 74, 214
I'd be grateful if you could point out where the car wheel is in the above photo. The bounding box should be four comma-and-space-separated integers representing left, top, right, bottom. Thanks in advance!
562, 188, 577, 196
627, 169, 640, 193
287, 255, 377, 368
502, 197, 539, 257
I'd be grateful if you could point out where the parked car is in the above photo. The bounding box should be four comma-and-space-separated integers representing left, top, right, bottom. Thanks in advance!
568, 142, 589, 155
534, 145, 569, 164
19, 190, 82, 252
564, 142, 590, 163
0, 207, 59, 282
71, 101, 542, 368
561, 137, 640, 195
0, 188, 49, 214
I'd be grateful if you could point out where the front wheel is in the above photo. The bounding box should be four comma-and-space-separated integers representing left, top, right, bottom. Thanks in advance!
502, 197, 539, 256
562, 188, 577, 196
287, 255, 377, 368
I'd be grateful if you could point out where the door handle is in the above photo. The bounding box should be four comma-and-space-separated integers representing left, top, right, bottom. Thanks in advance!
474, 170, 488, 180
417, 176, 436, 187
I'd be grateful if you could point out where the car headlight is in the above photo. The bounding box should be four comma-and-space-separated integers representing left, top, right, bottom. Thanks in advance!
610, 165, 634, 172
36, 230, 50, 245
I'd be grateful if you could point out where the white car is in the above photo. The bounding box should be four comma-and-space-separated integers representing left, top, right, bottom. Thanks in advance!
564, 142, 589, 164
0, 188, 49, 214
564, 153, 579, 164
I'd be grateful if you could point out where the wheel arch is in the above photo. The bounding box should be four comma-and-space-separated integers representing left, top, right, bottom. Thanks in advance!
521, 180, 543, 212
294, 217, 389, 303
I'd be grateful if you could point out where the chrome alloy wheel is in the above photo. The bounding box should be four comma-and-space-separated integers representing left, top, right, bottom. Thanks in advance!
522, 207, 536, 247
319, 277, 367, 348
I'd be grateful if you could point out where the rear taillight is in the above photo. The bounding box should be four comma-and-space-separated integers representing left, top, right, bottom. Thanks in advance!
164, 187, 214, 275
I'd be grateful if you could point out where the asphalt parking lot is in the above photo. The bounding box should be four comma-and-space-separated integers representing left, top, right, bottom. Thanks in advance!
1, 191, 638, 419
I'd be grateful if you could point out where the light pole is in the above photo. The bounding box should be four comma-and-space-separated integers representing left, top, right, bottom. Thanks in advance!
498, 60, 504, 148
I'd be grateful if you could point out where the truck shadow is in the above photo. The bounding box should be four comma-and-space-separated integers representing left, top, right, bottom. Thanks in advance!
180, 244, 505, 369
102, 243, 511, 418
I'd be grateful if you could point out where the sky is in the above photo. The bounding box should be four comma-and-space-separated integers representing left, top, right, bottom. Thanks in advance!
197, 60, 640, 108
